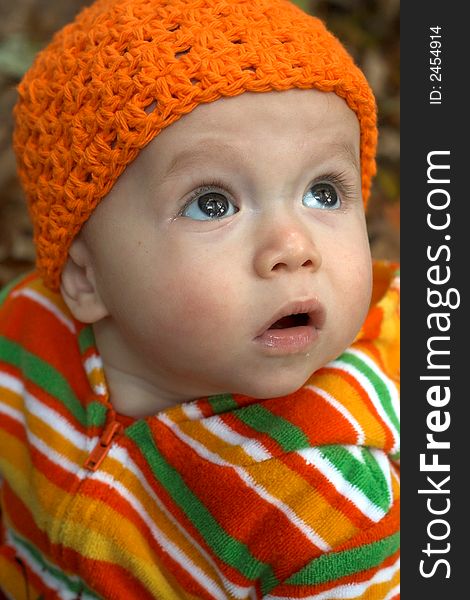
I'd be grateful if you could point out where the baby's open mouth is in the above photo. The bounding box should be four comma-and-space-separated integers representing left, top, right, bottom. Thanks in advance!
269, 313, 310, 329
255, 299, 325, 339
254, 300, 324, 353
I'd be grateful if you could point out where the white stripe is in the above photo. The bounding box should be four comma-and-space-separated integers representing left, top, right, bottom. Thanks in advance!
92, 382, 107, 396
0, 398, 24, 424
344, 445, 365, 463
306, 385, 365, 445
159, 413, 331, 552
182, 402, 204, 420
265, 557, 400, 600
30, 429, 86, 478
183, 403, 272, 462
370, 448, 393, 507
347, 348, 400, 419
390, 462, 400, 484
107, 443, 254, 599
90, 470, 227, 600
0, 377, 252, 599
384, 583, 400, 600
11, 288, 75, 333
6, 528, 91, 600
1, 374, 107, 468
0, 370, 86, 468
83, 354, 108, 396
298, 447, 386, 522
329, 354, 400, 455
201, 415, 272, 462
83, 354, 104, 374
0, 371, 24, 396
22, 385, 95, 454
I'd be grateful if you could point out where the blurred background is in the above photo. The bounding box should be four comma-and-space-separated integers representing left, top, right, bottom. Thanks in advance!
0, 0, 399, 288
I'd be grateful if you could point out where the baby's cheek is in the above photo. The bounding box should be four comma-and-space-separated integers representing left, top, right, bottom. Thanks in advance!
330, 258, 371, 333
159, 268, 239, 337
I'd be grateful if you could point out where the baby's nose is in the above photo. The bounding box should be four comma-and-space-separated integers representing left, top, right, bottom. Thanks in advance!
253, 222, 321, 279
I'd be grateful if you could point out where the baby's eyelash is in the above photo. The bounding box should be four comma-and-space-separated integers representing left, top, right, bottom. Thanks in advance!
179, 179, 236, 215
178, 171, 358, 216
313, 171, 358, 204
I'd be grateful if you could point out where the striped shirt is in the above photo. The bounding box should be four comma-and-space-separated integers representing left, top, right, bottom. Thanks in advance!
0, 261, 400, 599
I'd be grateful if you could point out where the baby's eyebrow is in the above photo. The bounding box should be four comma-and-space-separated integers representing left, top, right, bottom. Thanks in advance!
333, 141, 361, 175
163, 138, 360, 181
164, 141, 240, 180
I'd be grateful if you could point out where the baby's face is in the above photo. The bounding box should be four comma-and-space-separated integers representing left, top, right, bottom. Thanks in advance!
81, 89, 372, 407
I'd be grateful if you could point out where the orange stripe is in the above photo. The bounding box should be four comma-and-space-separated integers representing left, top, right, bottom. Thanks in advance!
220, 411, 288, 455
1, 408, 210, 595
316, 368, 391, 450
150, 418, 322, 577
1, 298, 92, 401
280, 452, 379, 530
0, 545, 42, 600
77, 468, 225, 596
122, 431, 253, 589
0, 384, 23, 413
267, 387, 359, 446
2, 478, 194, 599
0, 360, 97, 437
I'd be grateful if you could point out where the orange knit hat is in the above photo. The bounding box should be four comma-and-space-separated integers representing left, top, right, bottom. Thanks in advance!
13, 0, 377, 292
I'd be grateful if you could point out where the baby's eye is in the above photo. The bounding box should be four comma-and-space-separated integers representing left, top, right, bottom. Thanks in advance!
302, 182, 341, 210
182, 191, 238, 220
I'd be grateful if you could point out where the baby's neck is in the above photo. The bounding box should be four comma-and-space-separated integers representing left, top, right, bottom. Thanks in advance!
100, 363, 187, 417
91, 320, 197, 418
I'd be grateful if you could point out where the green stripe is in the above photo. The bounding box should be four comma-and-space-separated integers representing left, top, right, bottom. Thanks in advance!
341, 351, 400, 433
0, 272, 33, 307
78, 325, 96, 355
11, 529, 101, 599
360, 447, 392, 508
235, 403, 309, 452
0, 336, 106, 428
319, 445, 391, 512
286, 532, 400, 585
207, 393, 238, 413
126, 420, 279, 593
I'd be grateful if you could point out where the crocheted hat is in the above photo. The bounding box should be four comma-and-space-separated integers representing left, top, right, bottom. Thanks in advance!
13, 0, 377, 292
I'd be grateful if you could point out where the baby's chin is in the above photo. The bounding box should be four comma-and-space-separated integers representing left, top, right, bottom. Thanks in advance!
232, 370, 314, 401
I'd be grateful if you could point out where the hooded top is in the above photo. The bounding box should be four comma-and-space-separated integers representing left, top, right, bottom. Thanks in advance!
0, 261, 399, 599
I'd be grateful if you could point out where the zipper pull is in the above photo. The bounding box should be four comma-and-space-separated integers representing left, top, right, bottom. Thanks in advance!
84, 420, 123, 472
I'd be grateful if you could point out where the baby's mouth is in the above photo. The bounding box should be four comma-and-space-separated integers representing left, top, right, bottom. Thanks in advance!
254, 300, 325, 353
269, 313, 311, 329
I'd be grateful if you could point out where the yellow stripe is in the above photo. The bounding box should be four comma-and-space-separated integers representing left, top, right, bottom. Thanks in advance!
100, 451, 228, 586
353, 568, 400, 600
246, 458, 357, 547
0, 552, 41, 600
1, 404, 229, 592
28, 277, 71, 316
168, 416, 356, 547
85, 365, 107, 393
0, 431, 190, 598
312, 372, 388, 449
0, 427, 225, 599
177, 419, 259, 465
26, 410, 86, 466
391, 474, 400, 501
0, 384, 23, 412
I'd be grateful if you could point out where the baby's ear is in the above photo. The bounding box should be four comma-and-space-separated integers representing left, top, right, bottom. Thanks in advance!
60, 237, 109, 323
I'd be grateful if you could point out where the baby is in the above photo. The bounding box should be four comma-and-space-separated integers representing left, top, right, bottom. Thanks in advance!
0, 0, 400, 598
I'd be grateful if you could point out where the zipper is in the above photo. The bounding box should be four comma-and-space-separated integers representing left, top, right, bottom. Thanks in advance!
84, 420, 123, 472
